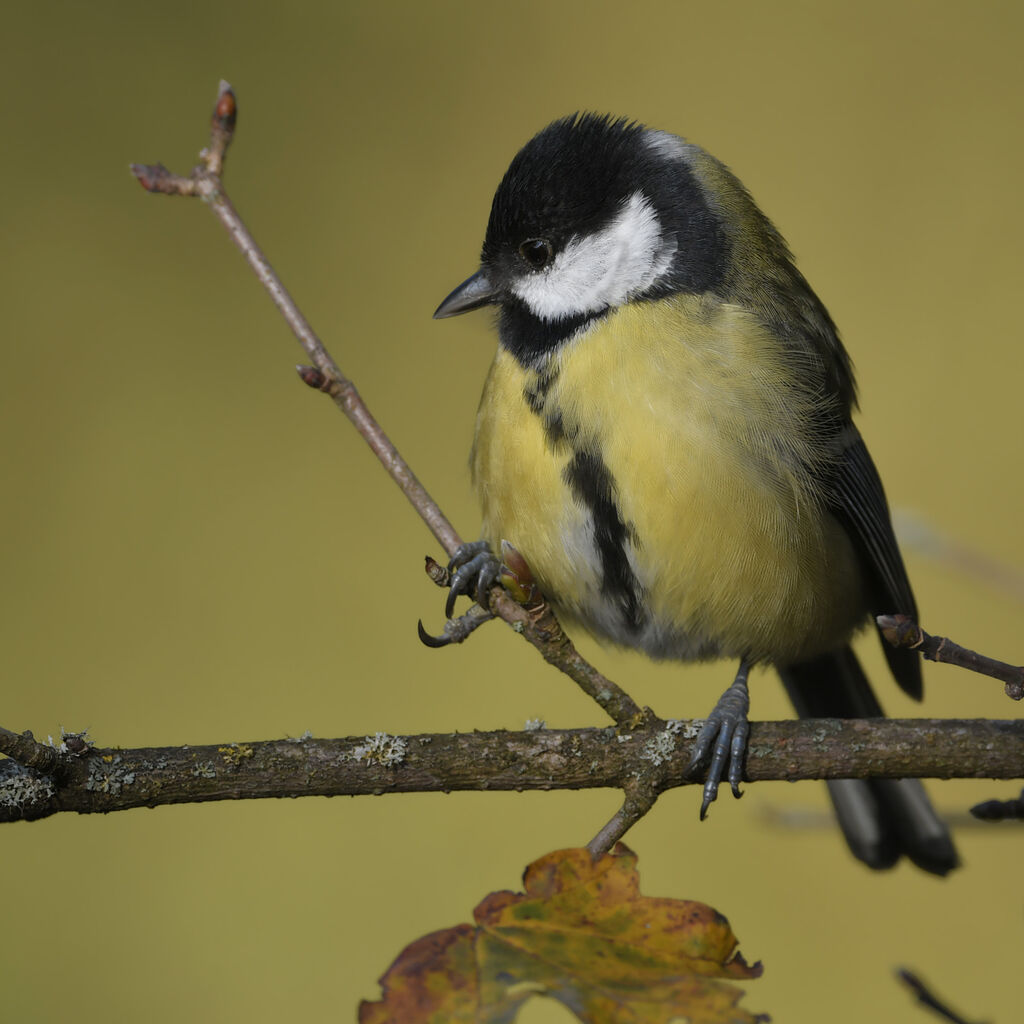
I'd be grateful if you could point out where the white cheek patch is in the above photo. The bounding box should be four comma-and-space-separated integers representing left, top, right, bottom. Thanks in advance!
511, 191, 676, 322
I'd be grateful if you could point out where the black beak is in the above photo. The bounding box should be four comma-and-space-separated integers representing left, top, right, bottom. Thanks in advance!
433, 271, 500, 319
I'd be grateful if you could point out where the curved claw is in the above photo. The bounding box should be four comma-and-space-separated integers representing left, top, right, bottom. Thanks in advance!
472, 555, 501, 607
444, 582, 460, 620
417, 619, 454, 649
445, 563, 477, 617
418, 604, 496, 650
686, 660, 751, 820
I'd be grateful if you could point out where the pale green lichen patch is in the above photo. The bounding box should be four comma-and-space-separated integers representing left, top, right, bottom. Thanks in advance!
0, 762, 55, 809
351, 732, 407, 768
86, 754, 137, 796
640, 720, 691, 767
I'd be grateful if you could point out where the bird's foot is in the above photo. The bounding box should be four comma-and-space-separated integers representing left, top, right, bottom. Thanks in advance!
445, 540, 501, 618
686, 660, 751, 819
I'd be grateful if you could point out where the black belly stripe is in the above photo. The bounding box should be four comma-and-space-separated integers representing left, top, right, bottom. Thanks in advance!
523, 366, 572, 451
562, 449, 645, 633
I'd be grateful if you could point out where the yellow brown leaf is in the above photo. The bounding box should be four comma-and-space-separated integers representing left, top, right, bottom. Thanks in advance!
359, 845, 766, 1023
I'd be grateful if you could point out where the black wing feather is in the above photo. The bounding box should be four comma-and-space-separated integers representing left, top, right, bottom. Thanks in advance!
828, 429, 922, 700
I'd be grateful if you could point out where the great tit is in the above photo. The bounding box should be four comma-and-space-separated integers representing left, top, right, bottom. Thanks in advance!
434, 113, 957, 875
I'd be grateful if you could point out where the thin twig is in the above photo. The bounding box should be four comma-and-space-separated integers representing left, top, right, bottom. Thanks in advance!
878, 614, 1024, 699
131, 82, 642, 726
495, 596, 644, 725
896, 968, 987, 1024
2, 718, 1021, 825
132, 83, 460, 558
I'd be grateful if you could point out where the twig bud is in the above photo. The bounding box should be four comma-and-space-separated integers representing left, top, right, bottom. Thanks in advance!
129, 163, 197, 196
296, 365, 328, 391
424, 555, 451, 588
214, 81, 237, 130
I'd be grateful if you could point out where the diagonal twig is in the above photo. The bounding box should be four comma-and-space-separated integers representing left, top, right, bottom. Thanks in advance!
130, 81, 642, 728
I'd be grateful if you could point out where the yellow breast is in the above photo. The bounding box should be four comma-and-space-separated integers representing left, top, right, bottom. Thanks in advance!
471, 295, 867, 665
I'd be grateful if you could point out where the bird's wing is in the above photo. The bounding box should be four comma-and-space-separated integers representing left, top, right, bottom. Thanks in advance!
827, 427, 923, 699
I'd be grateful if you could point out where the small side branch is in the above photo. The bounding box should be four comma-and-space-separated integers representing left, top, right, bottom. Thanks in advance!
878, 614, 1024, 700
0, 727, 66, 774
588, 781, 660, 859
970, 787, 1024, 821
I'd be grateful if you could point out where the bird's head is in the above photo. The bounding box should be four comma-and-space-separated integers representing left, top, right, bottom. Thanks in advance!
434, 113, 731, 362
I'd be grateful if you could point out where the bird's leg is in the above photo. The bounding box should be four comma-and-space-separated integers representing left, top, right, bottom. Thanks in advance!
686, 657, 752, 819
445, 540, 501, 618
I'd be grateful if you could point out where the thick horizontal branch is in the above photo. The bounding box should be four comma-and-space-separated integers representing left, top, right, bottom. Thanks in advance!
2, 719, 1021, 824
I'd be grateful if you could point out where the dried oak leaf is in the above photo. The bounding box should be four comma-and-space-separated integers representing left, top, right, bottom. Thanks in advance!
359, 844, 766, 1023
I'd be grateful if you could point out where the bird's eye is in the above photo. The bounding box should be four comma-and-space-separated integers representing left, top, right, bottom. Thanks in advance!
518, 238, 554, 270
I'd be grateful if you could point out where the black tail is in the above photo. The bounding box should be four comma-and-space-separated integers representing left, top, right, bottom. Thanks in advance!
777, 647, 958, 876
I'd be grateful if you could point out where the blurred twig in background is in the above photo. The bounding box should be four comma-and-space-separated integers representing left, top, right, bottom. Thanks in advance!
897, 968, 988, 1024
895, 509, 1024, 605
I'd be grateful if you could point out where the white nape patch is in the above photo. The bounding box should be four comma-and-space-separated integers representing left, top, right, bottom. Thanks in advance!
511, 191, 675, 322
643, 129, 691, 162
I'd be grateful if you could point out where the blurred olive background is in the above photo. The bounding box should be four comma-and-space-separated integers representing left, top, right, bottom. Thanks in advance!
1, 1, 1021, 1021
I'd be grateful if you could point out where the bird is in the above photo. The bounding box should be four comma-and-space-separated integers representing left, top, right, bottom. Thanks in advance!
432, 113, 957, 875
